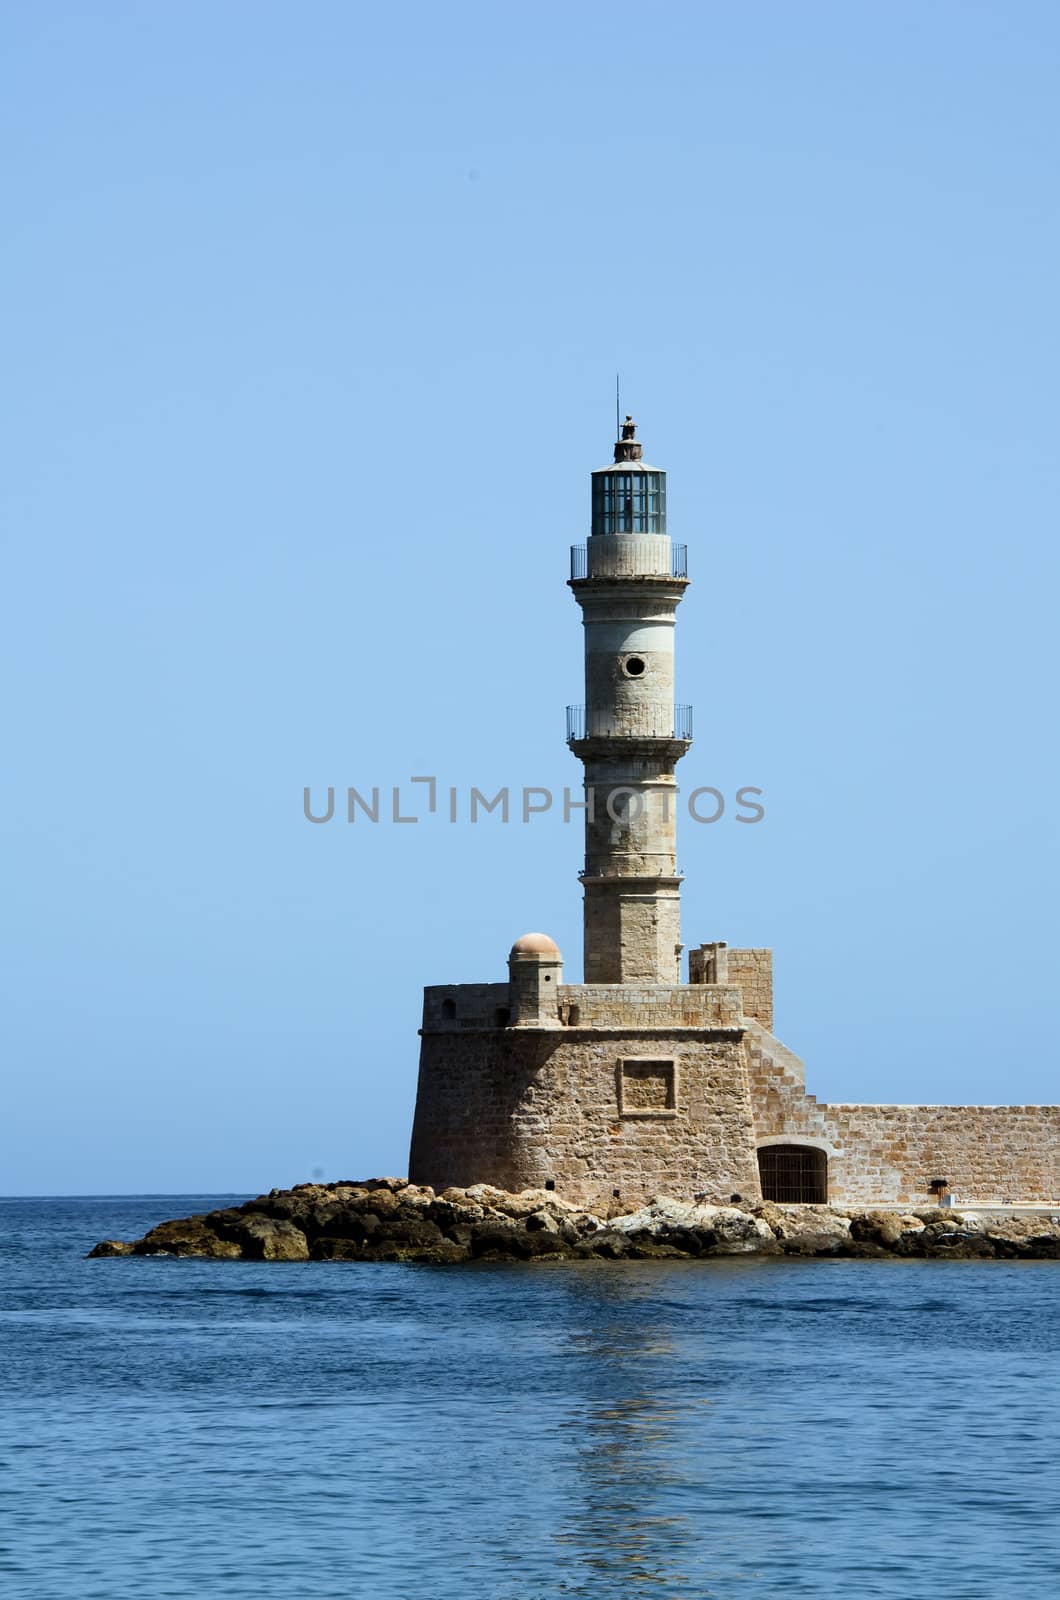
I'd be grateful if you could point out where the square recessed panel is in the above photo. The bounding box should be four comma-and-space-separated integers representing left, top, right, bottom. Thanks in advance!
617, 1058, 677, 1118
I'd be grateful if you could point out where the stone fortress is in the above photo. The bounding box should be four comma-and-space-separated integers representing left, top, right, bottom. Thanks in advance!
409, 420, 1059, 1211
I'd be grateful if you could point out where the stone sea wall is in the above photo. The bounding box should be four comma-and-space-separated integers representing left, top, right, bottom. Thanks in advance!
747, 1025, 1060, 1206
89, 1179, 1060, 1263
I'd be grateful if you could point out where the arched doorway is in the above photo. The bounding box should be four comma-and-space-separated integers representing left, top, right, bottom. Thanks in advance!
758, 1144, 828, 1204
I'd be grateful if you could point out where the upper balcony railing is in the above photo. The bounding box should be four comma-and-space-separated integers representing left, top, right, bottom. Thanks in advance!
570, 542, 688, 581
566, 704, 693, 743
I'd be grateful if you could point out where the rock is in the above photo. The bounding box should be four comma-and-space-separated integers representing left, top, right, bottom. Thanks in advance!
583, 1229, 633, 1259
372, 1216, 446, 1249
625, 1238, 691, 1259
522, 1228, 571, 1258
470, 1215, 532, 1259
232, 1217, 310, 1262
915, 1221, 965, 1254
412, 1239, 469, 1264
463, 1184, 512, 1209
711, 1208, 778, 1254
519, 1189, 582, 1214
770, 1206, 852, 1255
525, 1209, 560, 1233
752, 1200, 788, 1236
306, 1200, 377, 1241
134, 1217, 242, 1259
954, 1212, 984, 1233
311, 1237, 366, 1261
1023, 1234, 1060, 1259
848, 1238, 891, 1258
608, 1198, 775, 1255
89, 1183, 1060, 1267
610, 1196, 710, 1236
362, 1236, 468, 1264
925, 1232, 995, 1259
849, 1210, 905, 1247
427, 1200, 486, 1239
463, 1185, 579, 1218
986, 1216, 1052, 1242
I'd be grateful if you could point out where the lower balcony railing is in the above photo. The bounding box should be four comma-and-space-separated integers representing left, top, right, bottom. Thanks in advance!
566, 704, 693, 742
570, 542, 688, 580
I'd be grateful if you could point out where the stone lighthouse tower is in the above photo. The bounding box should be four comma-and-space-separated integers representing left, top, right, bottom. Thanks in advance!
409, 415, 769, 1207
568, 416, 690, 984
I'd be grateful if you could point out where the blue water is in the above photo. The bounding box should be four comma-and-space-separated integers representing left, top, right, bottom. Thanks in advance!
1, 1197, 1058, 1599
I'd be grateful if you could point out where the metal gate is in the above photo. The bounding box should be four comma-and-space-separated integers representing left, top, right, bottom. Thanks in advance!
757, 1144, 827, 1204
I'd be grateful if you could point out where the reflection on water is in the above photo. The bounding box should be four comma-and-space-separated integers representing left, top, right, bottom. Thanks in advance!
558, 1274, 734, 1596
563, 1309, 686, 1587
1, 1203, 1058, 1600
563, 1391, 703, 1593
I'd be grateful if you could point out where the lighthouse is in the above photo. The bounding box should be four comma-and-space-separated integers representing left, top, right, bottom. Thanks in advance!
409, 416, 770, 1207
568, 416, 691, 984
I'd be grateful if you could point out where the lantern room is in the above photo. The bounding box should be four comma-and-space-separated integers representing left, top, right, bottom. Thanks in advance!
590, 416, 667, 536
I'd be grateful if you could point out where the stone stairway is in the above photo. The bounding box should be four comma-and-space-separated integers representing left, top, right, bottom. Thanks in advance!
744, 1019, 836, 1144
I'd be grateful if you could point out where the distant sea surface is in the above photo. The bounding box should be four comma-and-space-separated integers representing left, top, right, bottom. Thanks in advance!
1, 1196, 1058, 1599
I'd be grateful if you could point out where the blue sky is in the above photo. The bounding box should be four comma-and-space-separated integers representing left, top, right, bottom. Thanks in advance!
2, 2, 1057, 1193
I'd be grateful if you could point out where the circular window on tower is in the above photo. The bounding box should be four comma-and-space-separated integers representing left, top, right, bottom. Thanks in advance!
622, 656, 647, 678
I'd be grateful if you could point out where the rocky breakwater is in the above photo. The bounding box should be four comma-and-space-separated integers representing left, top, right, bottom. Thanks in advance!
88, 1181, 1060, 1263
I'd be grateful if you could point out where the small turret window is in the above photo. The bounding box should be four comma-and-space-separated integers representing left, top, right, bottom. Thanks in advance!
623, 657, 646, 678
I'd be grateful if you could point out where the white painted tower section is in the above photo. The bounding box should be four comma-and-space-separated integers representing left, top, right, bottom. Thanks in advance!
568, 418, 691, 984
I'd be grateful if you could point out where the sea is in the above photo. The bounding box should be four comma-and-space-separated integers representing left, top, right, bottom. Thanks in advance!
1, 1195, 1058, 1600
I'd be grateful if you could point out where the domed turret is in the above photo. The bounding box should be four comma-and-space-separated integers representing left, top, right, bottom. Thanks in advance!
508, 932, 563, 1026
